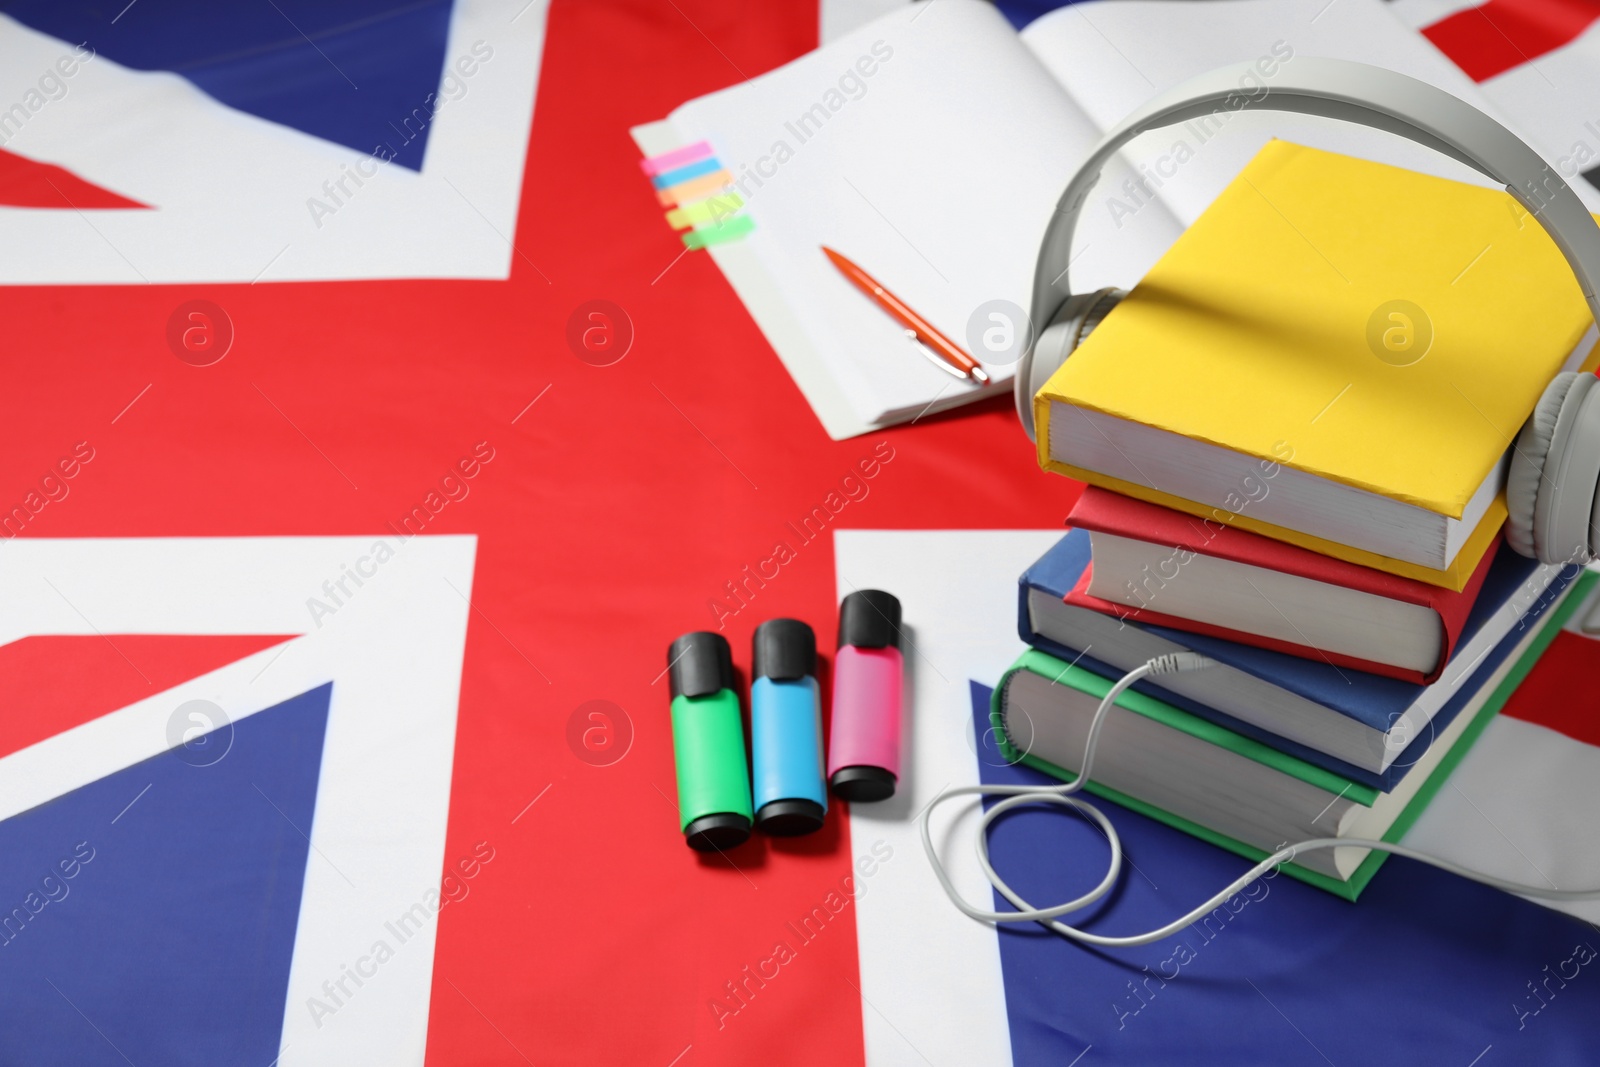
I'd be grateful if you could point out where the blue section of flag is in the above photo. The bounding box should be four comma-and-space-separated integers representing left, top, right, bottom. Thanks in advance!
0, 684, 331, 1066
0, 0, 453, 170
992, 0, 1093, 30
970, 680, 1600, 1066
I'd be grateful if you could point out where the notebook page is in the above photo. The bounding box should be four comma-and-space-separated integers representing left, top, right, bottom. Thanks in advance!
1021, 0, 1512, 229
669, 0, 1181, 426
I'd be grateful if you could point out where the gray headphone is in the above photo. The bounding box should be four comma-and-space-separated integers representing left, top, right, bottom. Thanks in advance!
1015, 58, 1600, 566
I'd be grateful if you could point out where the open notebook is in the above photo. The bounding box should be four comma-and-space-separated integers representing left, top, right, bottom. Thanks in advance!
633, 0, 1514, 438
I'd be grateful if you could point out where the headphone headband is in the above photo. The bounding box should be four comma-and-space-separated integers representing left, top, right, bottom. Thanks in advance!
1021, 58, 1600, 433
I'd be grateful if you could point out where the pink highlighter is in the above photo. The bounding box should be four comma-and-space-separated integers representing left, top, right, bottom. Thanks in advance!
828, 590, 903, 802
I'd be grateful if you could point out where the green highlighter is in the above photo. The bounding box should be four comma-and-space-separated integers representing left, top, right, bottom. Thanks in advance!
667, 631, 754, 852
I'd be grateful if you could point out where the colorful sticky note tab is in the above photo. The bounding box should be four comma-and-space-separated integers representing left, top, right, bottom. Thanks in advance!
665, 193, 745, 230
682, 214, 755, 250
651, 157, 721, 189
639, 140, 713, 177
656, 170, 734, 207
640, 142, 749, 248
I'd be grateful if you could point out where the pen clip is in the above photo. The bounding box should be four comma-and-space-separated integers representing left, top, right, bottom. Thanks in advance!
904, 329, 971, 382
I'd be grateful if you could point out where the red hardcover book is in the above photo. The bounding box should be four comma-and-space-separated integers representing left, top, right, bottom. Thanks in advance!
1064, 487, 1500, 683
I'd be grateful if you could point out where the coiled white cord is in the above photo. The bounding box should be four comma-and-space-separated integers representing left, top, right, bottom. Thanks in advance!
920, 652, 1600, 948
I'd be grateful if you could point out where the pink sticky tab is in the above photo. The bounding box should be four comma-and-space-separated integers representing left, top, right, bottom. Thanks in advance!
640, 141, 714, 176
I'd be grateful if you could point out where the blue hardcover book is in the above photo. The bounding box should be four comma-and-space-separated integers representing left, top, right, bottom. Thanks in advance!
1019, 529, 1577, 790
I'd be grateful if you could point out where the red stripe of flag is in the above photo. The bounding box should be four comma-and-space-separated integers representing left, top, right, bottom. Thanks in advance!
0, 148, 148, 209
1422, 0, 1600, 81
1498, 629, 1600, 747
0, 634, 292, 760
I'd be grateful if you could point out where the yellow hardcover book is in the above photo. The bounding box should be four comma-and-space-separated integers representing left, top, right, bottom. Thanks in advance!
1036, 140, 1597, 588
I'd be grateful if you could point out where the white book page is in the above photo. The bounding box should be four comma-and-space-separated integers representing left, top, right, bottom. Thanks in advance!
1021, 0, 1514, 229
670, 0, 1180, 426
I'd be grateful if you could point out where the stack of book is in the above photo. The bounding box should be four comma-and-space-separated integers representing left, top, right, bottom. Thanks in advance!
994, 141, 1598, 899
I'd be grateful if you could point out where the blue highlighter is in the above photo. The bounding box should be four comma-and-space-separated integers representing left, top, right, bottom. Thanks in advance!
751, 619, 828, 836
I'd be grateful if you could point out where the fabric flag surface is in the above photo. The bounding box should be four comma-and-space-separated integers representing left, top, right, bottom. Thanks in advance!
0, 0, 545, 282
0, 537, 477, 1065
2, 1, 1599, 1065
0, 2, 1069, 1064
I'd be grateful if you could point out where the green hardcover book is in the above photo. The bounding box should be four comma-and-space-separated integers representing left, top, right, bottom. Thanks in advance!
991, 572, 1591, 899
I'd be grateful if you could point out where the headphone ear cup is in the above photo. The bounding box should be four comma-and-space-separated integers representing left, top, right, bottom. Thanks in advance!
1014, 288, 1125, 442
1508, 371, 1600, 564
1506, 374, 1574, 558
1015, 316, 1077, 442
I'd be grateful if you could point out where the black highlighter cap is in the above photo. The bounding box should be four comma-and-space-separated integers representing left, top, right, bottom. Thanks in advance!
752, 618, 816, 681
667, 631, 735, 700
683, 812, 752, 852
830, 765, 897, 803
756, 799, 825, 836
838, 589, 902, 650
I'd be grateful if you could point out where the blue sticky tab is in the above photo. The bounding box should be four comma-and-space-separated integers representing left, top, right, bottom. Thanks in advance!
651, 156, 722, 189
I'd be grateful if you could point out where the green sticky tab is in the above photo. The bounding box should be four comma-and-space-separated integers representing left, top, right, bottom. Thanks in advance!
682, 213, 755, 250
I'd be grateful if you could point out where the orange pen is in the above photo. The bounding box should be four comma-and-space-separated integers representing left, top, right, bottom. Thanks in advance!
822, 246, 990, 385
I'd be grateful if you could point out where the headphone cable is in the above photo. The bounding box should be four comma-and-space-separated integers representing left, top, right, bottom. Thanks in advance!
920, 652, 1600, 948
